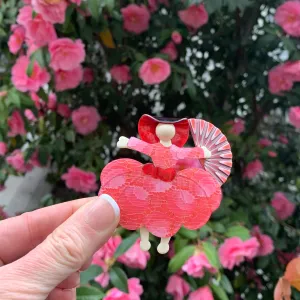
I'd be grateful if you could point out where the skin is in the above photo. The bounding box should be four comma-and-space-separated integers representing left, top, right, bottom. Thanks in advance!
0, 195, 119, 300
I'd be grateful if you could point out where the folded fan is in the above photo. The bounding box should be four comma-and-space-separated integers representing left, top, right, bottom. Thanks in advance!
188, 118, 232, 185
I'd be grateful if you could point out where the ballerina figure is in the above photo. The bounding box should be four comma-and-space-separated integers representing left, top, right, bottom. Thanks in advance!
99, 115, 231, 254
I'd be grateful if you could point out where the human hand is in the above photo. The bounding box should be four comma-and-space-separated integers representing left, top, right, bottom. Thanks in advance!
0, 194, 120, 300
117, 136, 129, 148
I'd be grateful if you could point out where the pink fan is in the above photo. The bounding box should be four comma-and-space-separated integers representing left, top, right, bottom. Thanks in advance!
188, 119, 232, 185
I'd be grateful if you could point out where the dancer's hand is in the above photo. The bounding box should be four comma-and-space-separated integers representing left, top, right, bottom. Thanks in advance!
117, 136, 129, 148
202, 146, 212, 158
0, 194, 120, 300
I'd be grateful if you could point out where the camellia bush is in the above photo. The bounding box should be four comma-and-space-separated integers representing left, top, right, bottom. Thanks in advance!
0, 0, 300, 299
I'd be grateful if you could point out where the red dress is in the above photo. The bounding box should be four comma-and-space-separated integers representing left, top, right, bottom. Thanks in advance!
99, 137, 222, 238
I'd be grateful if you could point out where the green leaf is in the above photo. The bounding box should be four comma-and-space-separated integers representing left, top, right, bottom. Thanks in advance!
24, 147, 36, 162
225, 225, 250, 241
26, 58, 35, 77
65, 130, 76, 143
6, 89, 21, 107
202, 241, 221, 269
109, 267, 128, 293
178, 227, 198, 240
174, 236, 188, 253
76, 286, 104, 300
114, 232, 139, 258
204, 0, 223, 14
220, 275, 233, 294
38, 146, 49, 166
168, 245, 195, 273
186, 74, 197, 100
257, 256, 270, 269
103, 0, 115, 11
211, 282, 229, 300
30, 48, 46, 68
80, 265, 103, 285
87, 0, 101, 20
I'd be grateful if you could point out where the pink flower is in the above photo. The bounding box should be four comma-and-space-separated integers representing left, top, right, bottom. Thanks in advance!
251, 226, 274, 256
121, 4, 150, 34
30, 92, 45, 110
275, 1, 300, 37
268, 151, 277, 158
17, 6, 33, 26
29, 150, 43, 167
25, 14, 57, 47
243, 237, 259, 259
48, 92, 57, 110
271, 192, 296, 220
54, 67, 83, 91
32, 0, 68, 24
288, 106, 300, 129
258, 138, 272, 148
26, 38, 40, 56
268, 64, 294, 95
166, 275, 190, 300
57, 104, 71, 118
8, 111, 26, 137
72, 106, 101, 135
104, 278, 143, 300
24, 109, 37, 122
228, 118, 245, 135
219, 237, 259, 270
94, 259, 110, 287
118, 238, 150, 269
92, 236, 122, 287
6, 150, 33, 173
8, 25, 25, 54
188, 286, 214, 300
171, 31, 182, 44
83, 68, 94, 84
49, 38, 85, 71
0, 142, 8, 156
110, 65, 132, 84
279, 61, 300, 81
23, 0, 32, 4
161, 41, 178, 61
93, 236, 122, 262
12, 56, 50, 92
182, 252, 216, 278
139, 58, 171, 85
178, 4, 208, 30
219, 237, 246, 270
279, 135, 289, 144
243, 159, 263, 179
61, 166, 98, 193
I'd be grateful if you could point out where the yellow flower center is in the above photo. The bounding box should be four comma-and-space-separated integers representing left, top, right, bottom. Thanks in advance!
81, 117, 88, 125
287, 14, 296, 23
44, 0, 62, 5
150, 64, 161, 73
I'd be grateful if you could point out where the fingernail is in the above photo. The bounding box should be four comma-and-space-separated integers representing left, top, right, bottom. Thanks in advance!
85, 194, 120, 231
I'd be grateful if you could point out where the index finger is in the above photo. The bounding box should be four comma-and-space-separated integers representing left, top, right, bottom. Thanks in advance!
0, 196, 97, 266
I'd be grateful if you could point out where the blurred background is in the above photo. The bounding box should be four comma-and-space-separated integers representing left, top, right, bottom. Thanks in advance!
0, 0, 299, 299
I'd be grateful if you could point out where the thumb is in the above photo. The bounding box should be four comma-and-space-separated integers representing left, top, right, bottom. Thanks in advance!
3, 194, 119, 296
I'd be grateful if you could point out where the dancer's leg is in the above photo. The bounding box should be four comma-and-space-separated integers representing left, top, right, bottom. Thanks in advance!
157, 237, 171, 254
140, 227, 151, 251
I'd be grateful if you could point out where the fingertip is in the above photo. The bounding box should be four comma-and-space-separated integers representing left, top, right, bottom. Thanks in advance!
100, 194, 120, 217
84, 194, 119, 232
